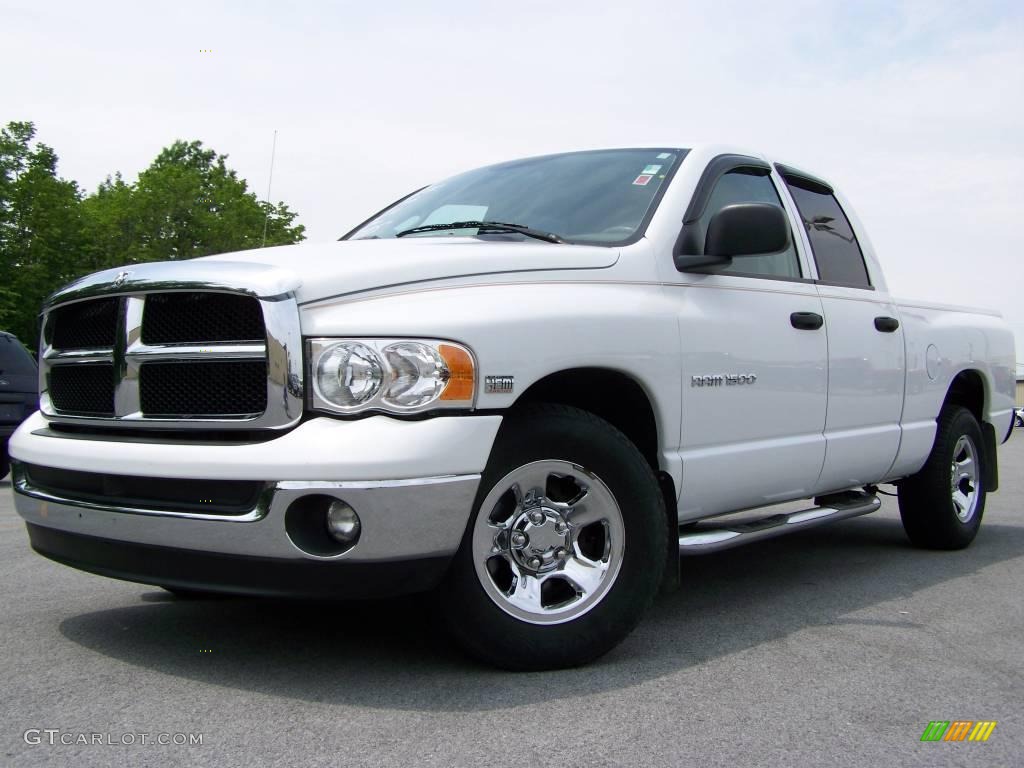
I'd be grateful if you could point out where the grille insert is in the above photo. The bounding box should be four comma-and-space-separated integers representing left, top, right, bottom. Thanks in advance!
142, 292, 265, 345
139, 360, 267, 417
48, 365, 115, 416
22, 464, 264, 516
49, 298, 119, 350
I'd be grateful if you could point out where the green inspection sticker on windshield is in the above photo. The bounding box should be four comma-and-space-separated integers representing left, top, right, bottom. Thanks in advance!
642, 164, 662, 175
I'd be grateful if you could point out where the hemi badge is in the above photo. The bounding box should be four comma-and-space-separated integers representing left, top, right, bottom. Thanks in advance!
485, 375, 514, 394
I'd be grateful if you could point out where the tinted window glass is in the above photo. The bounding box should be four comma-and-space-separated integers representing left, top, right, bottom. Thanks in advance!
785, 184, 871, 287
347, 149, 684, 246
698, 171, 801, 279
0, 335, 36, 374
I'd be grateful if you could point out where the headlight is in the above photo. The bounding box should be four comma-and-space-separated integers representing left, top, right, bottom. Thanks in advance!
315, 342, 384, 409
309, 338, 475, 415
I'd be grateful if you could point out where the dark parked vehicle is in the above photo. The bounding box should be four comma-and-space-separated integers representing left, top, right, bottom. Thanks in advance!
0, 332, 37, 480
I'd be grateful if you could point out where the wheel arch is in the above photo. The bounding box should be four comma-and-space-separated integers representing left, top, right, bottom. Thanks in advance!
942, 368, 998, 492
509, 367, 680, 591
943, 368, 986, 423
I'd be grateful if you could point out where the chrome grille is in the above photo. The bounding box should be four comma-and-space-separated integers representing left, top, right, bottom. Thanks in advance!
39, 261, 303, 430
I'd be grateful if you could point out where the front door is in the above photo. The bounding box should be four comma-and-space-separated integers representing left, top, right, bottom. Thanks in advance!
666, 162, 829, 518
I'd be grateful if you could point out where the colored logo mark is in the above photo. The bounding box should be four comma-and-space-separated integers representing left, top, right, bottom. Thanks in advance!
920, 721, 997, 742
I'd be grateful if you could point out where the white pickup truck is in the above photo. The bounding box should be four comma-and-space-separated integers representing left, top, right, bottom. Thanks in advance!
9, 146, 1017, 670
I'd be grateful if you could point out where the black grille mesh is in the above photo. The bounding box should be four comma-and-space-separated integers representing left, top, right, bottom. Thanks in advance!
48, 365, 115, 415
142, 293, 265, 345
49, 298, 119, 350
139, 360, 267, 417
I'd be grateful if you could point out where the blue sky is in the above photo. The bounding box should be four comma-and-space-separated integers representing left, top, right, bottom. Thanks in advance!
4, 0, 1023, 368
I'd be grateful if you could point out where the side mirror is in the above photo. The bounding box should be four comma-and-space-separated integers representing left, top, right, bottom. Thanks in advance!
674, 203, 791, 272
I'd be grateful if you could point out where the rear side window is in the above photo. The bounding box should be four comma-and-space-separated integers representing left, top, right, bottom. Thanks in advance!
0, 335, 36, 375
784, 182, 871, 288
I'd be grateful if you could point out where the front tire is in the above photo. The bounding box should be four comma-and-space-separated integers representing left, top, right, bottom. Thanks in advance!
898, 405, 987, 550
441, 404, 667, 670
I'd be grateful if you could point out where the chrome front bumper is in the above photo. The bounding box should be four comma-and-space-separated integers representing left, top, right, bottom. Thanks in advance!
13, 470, 480, 562
9, 412, 503, 590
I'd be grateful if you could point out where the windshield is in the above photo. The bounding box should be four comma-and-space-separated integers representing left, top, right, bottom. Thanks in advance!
0, 335, 36, 375
346, 148, 686, 245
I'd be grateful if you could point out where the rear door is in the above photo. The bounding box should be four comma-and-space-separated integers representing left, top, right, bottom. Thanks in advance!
778, 170, 905, 492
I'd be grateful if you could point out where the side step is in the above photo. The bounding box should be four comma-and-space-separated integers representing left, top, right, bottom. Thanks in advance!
678, 491, 881, 555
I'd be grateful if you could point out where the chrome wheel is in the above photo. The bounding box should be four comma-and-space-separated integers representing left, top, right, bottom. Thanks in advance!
950, 435, 980, 523
471, 460, 625, 625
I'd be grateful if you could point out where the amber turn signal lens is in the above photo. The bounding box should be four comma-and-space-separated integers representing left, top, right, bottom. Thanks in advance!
439, 344, 475, 401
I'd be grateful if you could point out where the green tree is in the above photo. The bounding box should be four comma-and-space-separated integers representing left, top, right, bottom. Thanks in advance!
0, 121, 87, 345
0, 124, 306, 346
79, 172, 135, 274
85, 140, 304, 265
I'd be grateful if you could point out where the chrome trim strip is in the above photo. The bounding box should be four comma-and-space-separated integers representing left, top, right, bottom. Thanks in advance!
785, 508, 837, 524
114, 296, 140, 417
39, 261, 304, 430
125, 343, 267, 361
42, 349, 114, 362
45, 260, 302, 307
276, 475, 479, 491
676, 530, 741, 547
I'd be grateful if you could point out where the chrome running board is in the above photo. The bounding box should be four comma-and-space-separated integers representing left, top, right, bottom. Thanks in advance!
678, 491, 881, 555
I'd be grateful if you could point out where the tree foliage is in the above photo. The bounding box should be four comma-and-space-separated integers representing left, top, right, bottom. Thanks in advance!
0, 122, 305, 345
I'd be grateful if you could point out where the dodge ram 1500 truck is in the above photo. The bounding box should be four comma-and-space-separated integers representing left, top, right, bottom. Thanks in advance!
9, 146, 1017, 670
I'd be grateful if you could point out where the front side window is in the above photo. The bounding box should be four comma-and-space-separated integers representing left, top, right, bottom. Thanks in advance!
784, 183, 871, 288
699, 170, 801, 279
346, 149, 685, 246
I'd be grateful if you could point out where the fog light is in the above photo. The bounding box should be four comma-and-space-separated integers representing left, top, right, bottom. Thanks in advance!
326, 501, 361, 544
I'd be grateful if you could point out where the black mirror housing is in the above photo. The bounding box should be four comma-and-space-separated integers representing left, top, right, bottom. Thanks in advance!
674, 203, 791, 273
705, 203, 790, 258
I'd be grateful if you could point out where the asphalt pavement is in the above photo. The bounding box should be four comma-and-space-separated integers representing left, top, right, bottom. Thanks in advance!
1, 434, 1022, 767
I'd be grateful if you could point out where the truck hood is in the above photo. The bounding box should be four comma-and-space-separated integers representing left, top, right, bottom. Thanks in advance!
201, 238, 619, 304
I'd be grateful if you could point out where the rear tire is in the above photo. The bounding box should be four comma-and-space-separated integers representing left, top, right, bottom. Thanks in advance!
440, 404, 666, 670
898, 406, 986, 550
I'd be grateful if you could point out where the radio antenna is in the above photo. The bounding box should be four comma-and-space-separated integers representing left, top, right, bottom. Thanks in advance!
261, 129, 278, 247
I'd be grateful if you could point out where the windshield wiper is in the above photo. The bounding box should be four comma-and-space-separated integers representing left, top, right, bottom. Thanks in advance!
395, 220, 564, 244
